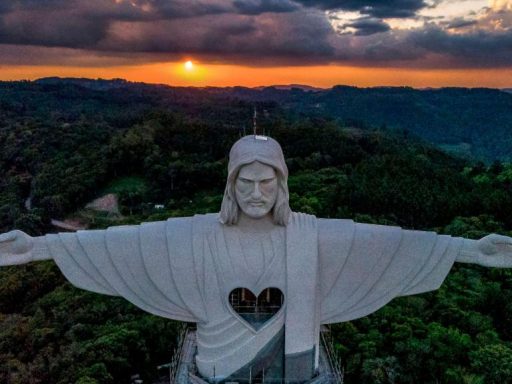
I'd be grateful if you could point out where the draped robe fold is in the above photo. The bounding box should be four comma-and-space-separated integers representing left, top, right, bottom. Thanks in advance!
43, 213, 463, 381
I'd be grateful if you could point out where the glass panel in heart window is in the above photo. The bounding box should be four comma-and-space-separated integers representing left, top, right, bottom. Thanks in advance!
229, 288, 284, 330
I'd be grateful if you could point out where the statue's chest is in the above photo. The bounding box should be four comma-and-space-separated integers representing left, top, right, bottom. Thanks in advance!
219, 227, 286, 294
199, 225, 286, 324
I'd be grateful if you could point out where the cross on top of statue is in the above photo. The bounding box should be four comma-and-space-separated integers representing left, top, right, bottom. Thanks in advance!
1, 135, 512, 383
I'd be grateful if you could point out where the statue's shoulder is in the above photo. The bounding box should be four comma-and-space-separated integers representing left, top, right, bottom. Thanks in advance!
191, 213, 221, 231
316, 217, 354, 232
289, 211, 316, 219
132, 214, 219, 241
316, 217, 356, 250
134, 215, 217, 235
316, 217, 406, 234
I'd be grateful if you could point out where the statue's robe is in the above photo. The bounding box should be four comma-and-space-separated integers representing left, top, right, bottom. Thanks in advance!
43, 213, 463, 382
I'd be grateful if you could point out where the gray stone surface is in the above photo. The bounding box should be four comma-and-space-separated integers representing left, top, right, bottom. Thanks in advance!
284, 348, 315, 383
175, 328, 338, 384
222, 326, 284, 383
2, 135, 512, 383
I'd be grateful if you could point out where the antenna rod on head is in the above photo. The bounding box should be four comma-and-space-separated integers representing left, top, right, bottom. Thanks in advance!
253, 106, 257, 136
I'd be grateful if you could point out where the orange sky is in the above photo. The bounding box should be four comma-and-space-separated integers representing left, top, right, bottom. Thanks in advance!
2, 63, 512, 88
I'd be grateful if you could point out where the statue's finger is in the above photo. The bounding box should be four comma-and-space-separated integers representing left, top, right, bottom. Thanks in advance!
494, 240, 512, 255
493, 234, 512, 245
486, 233, 512, 245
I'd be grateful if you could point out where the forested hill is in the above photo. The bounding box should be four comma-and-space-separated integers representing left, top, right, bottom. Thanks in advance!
23, 77, 512, 162
1, 78, 512, 383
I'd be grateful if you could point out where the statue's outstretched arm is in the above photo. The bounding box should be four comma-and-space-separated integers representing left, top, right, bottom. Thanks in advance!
0, 230, 51, 266
457, 234, 512, 267
0, 220, 206, 322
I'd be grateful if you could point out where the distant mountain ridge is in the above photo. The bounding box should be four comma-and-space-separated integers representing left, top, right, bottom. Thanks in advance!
36, 77, 326, 92
35, 77, 131, 91
254, 84, 325, 92
6, 77, 512, 162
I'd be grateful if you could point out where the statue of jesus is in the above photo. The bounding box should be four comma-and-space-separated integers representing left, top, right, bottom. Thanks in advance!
1, 135, 512, 383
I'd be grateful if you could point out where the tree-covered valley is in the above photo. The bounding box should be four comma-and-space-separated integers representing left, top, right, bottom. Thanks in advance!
1, 79, 512, 383
32, 78, 512, 162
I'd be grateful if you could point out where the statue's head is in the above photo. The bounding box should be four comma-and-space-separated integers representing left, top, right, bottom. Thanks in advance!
219, 135, 291, 226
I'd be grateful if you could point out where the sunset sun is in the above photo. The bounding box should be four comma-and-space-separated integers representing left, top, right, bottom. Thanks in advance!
174, 60, 208, 83
185, 61, 194, 71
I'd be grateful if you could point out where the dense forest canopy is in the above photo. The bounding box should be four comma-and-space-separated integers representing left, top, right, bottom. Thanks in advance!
1, 79, 512, 383
25, 78, 512, 162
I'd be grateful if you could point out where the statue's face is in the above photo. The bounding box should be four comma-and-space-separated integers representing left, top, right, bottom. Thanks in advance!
235, 161, 278, 219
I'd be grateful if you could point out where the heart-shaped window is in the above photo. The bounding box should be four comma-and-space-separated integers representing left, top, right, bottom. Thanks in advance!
229, 288, 284, 330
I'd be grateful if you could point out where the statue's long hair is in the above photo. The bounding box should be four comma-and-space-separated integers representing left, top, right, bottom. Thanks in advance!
219, 164, 291, 226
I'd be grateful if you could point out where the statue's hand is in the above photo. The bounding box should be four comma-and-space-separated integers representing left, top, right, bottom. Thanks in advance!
477, 234, 512, 267
0, 230, 34, 266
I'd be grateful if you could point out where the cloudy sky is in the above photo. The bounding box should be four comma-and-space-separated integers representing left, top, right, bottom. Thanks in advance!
1, 0, 511, 87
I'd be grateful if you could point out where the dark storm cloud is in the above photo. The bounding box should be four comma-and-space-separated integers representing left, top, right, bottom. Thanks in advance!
0, 1, 336, 66
0, 0, 511, 69
1, 0, 233, 24
0, 0, 309, 52
343, 17, 391, 36
408, 25, 512, 67
0, 0, 236, 50
233, 0, 300, 15
444, 18, 478, 29
0, 9, 109, 48
96, 11, 336, 64
331, 29, 426, 63
294, 0, 428, 18
0, 3, 11, 14
140, 0, 231, 19
0, 44, 149, 66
